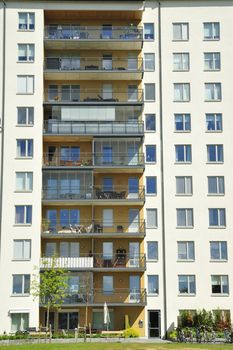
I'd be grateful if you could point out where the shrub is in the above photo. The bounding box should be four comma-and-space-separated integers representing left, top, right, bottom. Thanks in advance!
167, 329, 177, 341
123, 328, 140, 338
193, 309, 214, 327
180, 310, 193, 327
124, 315, 130, 330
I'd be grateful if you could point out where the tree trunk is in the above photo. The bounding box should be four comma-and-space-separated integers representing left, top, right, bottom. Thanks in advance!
46, 305, 50, 331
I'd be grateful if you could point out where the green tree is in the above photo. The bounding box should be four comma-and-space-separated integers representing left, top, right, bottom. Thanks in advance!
31, 257, 69, 330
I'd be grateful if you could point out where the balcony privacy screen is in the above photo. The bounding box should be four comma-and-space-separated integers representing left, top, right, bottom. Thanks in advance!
61, 106, 115, 121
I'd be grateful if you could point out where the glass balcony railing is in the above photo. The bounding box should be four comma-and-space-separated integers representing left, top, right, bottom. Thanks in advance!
43, 152, 145, 167
42, 185, 145, 202
41, 219, 146, 236
44, 57, 143, 72
43, 120, 144, 136
60, 288, 146, 305
40, 254, 146, 270
44, 89, 144, 103
44, 25, 143, 41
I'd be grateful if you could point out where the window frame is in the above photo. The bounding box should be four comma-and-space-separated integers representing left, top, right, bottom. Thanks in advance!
13, 239, 31, 260
178, 275, 196, 295
18, 12, 35, 31
173, 23, 189, 41
174, 83, 190, 102
17, 75, 34, 94
16, 139, 33, 158
209, 208, 226, 228
18, 44, 35, 62
145, 114, 156, 132
147, 242, 158, 261
175, 145, 192, 163
15, 172, 33, 192
144, 53, 155, 71
12, 274, 30, 295
173, 53, 190, 71
17, 107, 34, 126
144, 23, 154, 40
176, 208, 194, 228
203, 22, 220, 41
11, 313, 29, 332
211, 275, 229, 295
206, 113, 222, 132
15, 205, 32, 225
205, 83, 222, 102
148, 275, 159, 295
207, 176, 224, 195
176, 176, 193, 196
146, 208, 158, 228
204, 52, 221, 71
145, 83, 155, 101
177, 241, 195, 261
207, 144, 223, 163
210, 241, 227, 261
145, 145, 156, 163
146, 176, 157, 195
174, 113, 191, 132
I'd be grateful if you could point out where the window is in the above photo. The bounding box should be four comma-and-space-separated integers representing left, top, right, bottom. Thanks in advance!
173, 23, 189, 41
204, 22, 220, 40
173, 53, 189, 71
207, 145, 223, 162
205, 83, 221, 101
175, 145, 192, 163
145, 84, 155, 101
146, 209, 157, 228
12, 275, 30, 294
144, 23, 154, 40
146, 176, 157, 195
174, 114, 191, 131
206, 113, 222, 131
144, 53, 155, 71
204, 53, 220, 71
178, 275, 196, 294
177, 209, 193, 227
15, 205, 32, 224
17, 107, 34, 125
209, 208, 226, 227
103, 209, 113, 227
176, 176, 192, 195
148, 275, 158, 294
208, 176, 224, 195
58, 312, 78, 330
210, 242, 227, 260
146, 145, 156, 162
103, 276, 113, 294
13, 240, 31, 260
17, 75, 34, 94
145, 114, 156, 131
16, 172, 33, 192
177, 242, 194, 260
147, 242, 158, 260
18, 44, 34, 62
18, 12, 35, 30
11, 313, 29, 332
174, 83, 190, 101
211, 275, 229, 294
16, 139, 33, 158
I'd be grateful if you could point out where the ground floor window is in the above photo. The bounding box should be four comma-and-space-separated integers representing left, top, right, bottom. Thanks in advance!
58, 312, 78, 330
11, 313, 29, 332
92, 310, 114, 331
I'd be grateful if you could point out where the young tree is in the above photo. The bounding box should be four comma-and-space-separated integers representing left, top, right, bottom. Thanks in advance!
31, 257, 69, 330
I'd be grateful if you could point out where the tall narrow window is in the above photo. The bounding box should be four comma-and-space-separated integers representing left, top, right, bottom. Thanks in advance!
144, 53, 155, 71
146, 209, 157, 228
17, 139, 33, 158
146, 177, 157, 195
145, 84, 155, 101
12, 275, 30, 295
144, 23, 154, 40
145, 114, 156, 131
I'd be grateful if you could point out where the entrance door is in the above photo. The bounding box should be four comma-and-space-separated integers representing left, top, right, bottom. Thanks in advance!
128, 144, 138, 165
128, 209, 139, 233
148, 310, 161, 338
129, 275, 140, 302
129, 242, 140, 267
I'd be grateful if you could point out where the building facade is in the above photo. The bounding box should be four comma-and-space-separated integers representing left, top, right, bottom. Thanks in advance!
0, 0, 233, 338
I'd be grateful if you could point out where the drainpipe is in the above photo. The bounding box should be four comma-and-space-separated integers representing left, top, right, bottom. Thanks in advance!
158, 0, 168, 338
0, 0, 6, 260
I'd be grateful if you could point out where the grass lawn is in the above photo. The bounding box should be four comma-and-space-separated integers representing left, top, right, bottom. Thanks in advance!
0, 343, 231, 350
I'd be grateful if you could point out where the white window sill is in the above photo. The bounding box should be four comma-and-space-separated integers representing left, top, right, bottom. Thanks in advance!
12, 259, 31, 262
17, 29, 35, 32
208, 226, 226, 229
207, 193, 225, 196
173, 100, 190, 103
172, 39, 189, 42
147, 293, 159, 297
16, 124, 34, 127
211, 293, 229, 297
16, 93, 34, 96
204, 69, 220, 72
147, 259, 158, 263
146, 193, 157, 196
11, 294, 30, 297
178, 293, 196, 297
210, 259, 228, 263
145, 161, 157, 164
17, 61, 34, 64
205, 130, 222, 133
206, 162, 224, 165
176, 226, 194, 229
203, 38, 220, 41
205, 100, 222, 102
173, 69, 190, 72
174, 162, 192, 165
15, 190, 33, 193
15, 157, 33, 160
174, 130, 191, 133
145, 130, 156, 133
177, 259, 195, 262
146, 226, 158, 229
14, 224, 32, 227
175, 194, 193, 196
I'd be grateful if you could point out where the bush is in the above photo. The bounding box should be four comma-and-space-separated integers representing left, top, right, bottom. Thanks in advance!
123, 328, 139, 338
180, 310, 193, 327
167, 329, 177, 341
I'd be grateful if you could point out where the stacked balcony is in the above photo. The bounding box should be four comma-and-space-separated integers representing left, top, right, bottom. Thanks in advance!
41, 10, 146, 325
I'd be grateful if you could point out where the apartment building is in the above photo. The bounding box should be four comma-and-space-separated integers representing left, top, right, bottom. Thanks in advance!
0, 0, 233, 338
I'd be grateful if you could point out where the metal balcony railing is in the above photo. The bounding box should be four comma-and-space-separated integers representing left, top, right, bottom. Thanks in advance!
44, 25, 143, 41
43, 152, 145, 167
40, 254, 146, 270
60, 288, 146, 305
44, 57, 143, 72
42, 185, 145, 201
44, 89, 144, 103
41, 219, 146, 236
43, 120, 144, 135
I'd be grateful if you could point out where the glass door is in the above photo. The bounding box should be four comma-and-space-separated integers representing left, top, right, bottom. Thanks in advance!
129, 275, 140, 302
103, 146, 112, 164
129, 242, 140, 267
48, 85, 58, 101
148, 310, 160, 338
128, 144, 138, 165
102, 55, 112, 70
103, 242, 113, 267
128, 177, 139, 199
128, 209, 139, 233
102, 24, 112, 39
102, 84, 113, 100
128, 54, 137, 70
127, 85, 138, 101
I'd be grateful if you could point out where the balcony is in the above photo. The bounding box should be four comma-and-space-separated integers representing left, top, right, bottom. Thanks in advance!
42, 185, 145, 205
40, 254, 146, 271
40, 256, 93, 270
44, 57, 143, 81
43, 120, 144, 137
44, 88, 143, 105
60, 289, 146, 306
43, 152, 145, 171
44, 25, 143, 50
93, 253, 146, 271
41, 220, 146, 238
